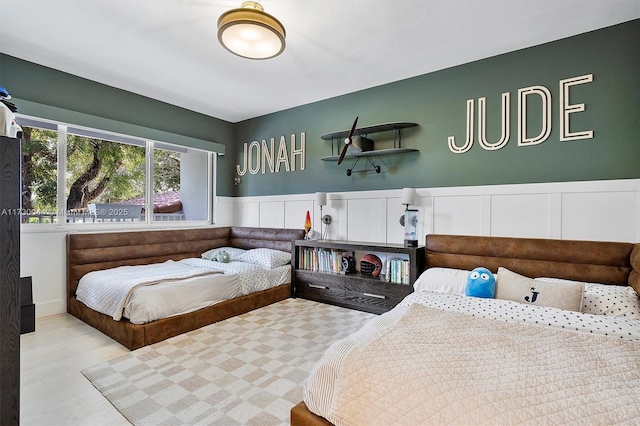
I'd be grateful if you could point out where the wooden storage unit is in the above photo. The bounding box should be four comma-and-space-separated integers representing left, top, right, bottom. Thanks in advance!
0, 136, 21, 424
293, 240, 425, 314
20, 276, 35, 334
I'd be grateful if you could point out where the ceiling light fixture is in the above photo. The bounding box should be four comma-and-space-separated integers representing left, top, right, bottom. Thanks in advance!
217, 1, 286, 60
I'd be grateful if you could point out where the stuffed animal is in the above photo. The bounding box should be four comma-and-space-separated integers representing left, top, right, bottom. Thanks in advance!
464, 267, 496, 298
216, 250, 231, 263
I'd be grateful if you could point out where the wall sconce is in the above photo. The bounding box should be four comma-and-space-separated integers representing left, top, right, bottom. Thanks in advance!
399, 188, 418, 247
315, 192, 331, 239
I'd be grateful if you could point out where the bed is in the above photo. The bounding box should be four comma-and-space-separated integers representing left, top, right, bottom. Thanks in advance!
292, 234, 640, 426
67, 226, 305, 350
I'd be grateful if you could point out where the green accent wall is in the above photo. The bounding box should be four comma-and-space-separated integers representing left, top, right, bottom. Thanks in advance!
0, 54, 237, 195
233, 19, 639, 196
1, 20, 638, 198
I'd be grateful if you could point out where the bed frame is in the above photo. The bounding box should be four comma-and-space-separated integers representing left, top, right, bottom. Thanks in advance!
291, 233, 640, 425
67, 226, 305, 350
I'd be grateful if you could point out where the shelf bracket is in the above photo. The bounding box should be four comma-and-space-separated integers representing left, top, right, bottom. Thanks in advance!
395, 128, 402, 149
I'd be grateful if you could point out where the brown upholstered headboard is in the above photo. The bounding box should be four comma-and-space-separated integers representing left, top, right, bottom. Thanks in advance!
425, 234, 640, 293
66, 226, 305, 301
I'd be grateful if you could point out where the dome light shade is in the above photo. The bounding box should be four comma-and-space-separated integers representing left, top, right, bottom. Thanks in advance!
217, 1, 286, 60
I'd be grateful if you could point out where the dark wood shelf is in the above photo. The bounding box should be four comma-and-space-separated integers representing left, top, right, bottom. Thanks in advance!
292, 240, 425, 314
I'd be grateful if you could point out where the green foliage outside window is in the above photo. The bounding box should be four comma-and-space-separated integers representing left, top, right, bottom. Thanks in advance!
21, 127, 58, 216
154, 149, 181, 194
66, 135, 146, 210
21, 126, 181, 222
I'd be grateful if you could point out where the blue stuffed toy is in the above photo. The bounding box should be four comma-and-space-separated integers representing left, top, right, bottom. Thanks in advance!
465, 267, 496, 298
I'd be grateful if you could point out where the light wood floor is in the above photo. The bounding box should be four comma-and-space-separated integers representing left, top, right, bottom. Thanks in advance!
20, 314, 132, 425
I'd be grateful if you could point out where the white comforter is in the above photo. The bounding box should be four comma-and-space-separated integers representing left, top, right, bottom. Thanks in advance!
76, 260, 222, 320
304, 292, 640, 425
76, 258, 292, 324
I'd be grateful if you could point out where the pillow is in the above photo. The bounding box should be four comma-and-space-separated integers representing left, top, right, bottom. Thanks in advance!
413, 267, 469, 295
201, 246, 247, 261
496, 267, 584, 312
536, 277, 640, 319
464, 267, 496, 299
236, 248, 291, 269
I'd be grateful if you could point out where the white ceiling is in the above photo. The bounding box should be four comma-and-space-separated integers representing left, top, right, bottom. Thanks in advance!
1, 1, 638, 123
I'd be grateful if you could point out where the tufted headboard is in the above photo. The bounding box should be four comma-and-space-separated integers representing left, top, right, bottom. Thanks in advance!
425, 234, 640, 293
66, 226, 305, 302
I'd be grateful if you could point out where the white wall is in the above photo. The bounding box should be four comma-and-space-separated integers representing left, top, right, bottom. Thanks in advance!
20, 179, 640, 318
20, 231, 68, 318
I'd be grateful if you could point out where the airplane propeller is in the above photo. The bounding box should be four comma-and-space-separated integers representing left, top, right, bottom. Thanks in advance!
337, 116, 359, 165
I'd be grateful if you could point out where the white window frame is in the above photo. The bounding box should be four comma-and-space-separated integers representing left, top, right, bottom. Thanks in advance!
17, 114, 218, 232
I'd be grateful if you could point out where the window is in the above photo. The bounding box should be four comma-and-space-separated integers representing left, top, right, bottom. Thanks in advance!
66, 131, 146, 223
16, 116, 215, 226
157, 145, 211, 221
20, 123, 58, 223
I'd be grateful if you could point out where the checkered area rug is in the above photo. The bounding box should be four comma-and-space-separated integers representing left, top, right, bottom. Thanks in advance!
82, 298, 375, 425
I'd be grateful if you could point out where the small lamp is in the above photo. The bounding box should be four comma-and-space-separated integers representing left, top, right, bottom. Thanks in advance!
399, 188, 418, 247
315, 192, 331, 239
304, 210, 312, 239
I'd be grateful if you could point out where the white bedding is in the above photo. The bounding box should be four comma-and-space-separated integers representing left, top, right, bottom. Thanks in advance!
303, 291, 640, 425
77, 258, 291, 325
180, 257, 291, 295
76, 260, 222, 320
122, 272, 241, 324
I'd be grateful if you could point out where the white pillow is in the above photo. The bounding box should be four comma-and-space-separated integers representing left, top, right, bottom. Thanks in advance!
536, 277, 640, 319
201, 246, 247, 261
413, 267, 469, 295
236, 248, 291, 269
496, 268, 584, 312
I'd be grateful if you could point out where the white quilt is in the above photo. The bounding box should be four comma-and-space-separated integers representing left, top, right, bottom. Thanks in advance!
76, 260, 221, 320
304, 292, 640, 425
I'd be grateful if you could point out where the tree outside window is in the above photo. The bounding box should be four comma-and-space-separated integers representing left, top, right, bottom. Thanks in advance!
65, 134, 146, 211
20, 124, 188, 224
21, 126, 58, 223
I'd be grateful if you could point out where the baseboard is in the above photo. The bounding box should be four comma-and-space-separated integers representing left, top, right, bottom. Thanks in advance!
35, 299, 66, 318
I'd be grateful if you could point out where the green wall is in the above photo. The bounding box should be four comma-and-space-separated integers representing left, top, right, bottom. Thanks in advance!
1, 19, 638, 198
233, 19, 639, 196
0, 54, 237, 195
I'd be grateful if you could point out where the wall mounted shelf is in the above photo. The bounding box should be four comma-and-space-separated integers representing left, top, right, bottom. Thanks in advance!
320, 122, 419, 141
321, 148, 419, 161
321, 121, 419, 175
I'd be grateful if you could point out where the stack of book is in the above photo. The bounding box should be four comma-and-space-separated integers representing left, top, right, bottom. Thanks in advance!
299, 247, 353, 273
385, 258, 410, 284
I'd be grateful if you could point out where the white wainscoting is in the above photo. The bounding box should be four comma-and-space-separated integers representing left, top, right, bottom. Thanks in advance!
231, 179, 640, 244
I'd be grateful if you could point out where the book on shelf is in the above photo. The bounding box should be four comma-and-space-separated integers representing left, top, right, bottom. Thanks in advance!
385, 257, 410, 284
298, 247, 354, 274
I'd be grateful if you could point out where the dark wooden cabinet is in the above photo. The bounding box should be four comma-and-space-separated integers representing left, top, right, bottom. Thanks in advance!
293, 240, 425, 314
0, 136, 21, 425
